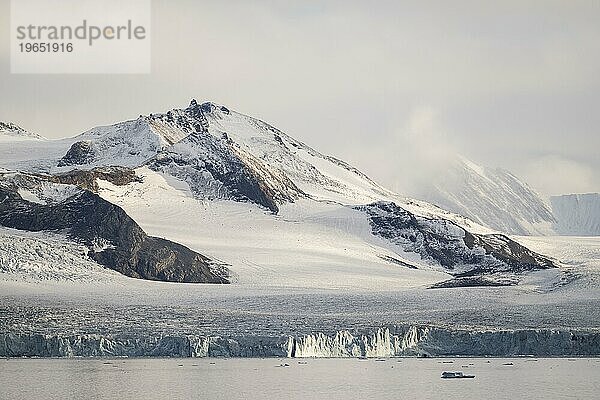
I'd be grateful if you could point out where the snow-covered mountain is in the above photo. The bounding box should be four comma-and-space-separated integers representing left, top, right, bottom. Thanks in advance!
0, 121, 44, 140
0, 169, 228, 283
2, 102, 600, 359
55, 100, 394, 207
551, 193, 600, 236
0, 103, 558, 288
419, 156, 556, 235
418, 156, 600, 237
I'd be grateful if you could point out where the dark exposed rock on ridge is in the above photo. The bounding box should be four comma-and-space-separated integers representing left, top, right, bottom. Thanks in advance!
0, 172, 229, 283
355, 201, 556, 283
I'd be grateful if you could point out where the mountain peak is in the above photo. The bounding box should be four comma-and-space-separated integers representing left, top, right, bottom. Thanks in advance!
422, 155, 555, 235
0, 121, 44, 139
186, 99, 229, 115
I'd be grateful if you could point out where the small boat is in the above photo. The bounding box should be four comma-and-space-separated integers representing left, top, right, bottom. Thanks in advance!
441, 371, 475, 379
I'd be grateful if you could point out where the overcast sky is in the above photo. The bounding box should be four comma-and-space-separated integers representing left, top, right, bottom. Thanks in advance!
1, 0, 598, 197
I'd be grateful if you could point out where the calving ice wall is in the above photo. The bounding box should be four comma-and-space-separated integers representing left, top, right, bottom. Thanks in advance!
3, 327, 598, 358
288, 327, 426, 358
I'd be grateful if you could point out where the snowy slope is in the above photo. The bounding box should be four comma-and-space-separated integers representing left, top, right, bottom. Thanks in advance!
420, 156, 555, 235
0, 124, 77, 173
551, 193, 600, 236
0, 121, 71, 173
0, 101, 560, 288
515, 235, 600, 290
97, 168, 447, 289
56, 117, 190, 170
0, 101, 487, 232
200, 102, 391, 205
97, 168, 555, 289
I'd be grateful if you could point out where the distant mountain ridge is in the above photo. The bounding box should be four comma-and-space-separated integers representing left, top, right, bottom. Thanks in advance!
421, 156, 555, 235
0, 121, 44, 139
551, 193, 600, 236
416, 155, 599, 236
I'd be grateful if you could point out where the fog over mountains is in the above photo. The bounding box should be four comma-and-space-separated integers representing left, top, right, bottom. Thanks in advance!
416, 155, 599, 236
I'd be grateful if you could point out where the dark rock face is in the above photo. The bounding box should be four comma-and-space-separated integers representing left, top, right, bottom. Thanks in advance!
149, 131, 304, 213
48, 166, 141, 192
429, 276, 515, 289
460, 232, 555, 275
0, 182, 229, 283
355, 202, 556, 279
57, 140, 94, 167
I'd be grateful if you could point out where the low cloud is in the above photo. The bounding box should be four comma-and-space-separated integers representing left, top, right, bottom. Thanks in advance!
389, 106, 458, 195
0, 0, 598, 197
522, 155, 599, 197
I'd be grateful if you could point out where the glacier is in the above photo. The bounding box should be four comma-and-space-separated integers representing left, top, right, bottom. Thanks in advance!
551, 193, 600, 236
2, 327, 598, 358
1, 100, 599, 359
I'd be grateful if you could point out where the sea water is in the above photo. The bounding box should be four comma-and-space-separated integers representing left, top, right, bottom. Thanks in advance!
1, 358, 598, 400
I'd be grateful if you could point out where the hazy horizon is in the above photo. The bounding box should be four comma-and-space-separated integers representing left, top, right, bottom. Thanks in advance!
1, 0, 598, 197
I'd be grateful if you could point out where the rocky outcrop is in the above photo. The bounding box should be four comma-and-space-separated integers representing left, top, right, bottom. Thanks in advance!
149, 128, 304, 213
57, 140, 94, 166
428, 276, 514, 289
0, 175, 229, 283
48, 166, 141, 192
355, 202, 556, 281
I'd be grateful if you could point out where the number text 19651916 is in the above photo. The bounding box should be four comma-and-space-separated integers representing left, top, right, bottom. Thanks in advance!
19, 42, 73, 52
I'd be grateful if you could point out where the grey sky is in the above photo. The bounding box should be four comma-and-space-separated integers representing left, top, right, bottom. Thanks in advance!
1, 0, 598, 197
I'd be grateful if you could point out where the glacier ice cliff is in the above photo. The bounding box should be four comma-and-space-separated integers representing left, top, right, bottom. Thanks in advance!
2, 326, 598, 358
